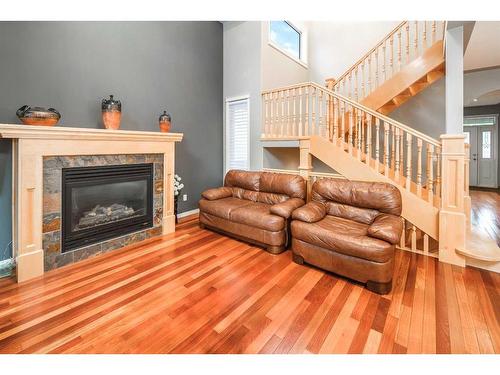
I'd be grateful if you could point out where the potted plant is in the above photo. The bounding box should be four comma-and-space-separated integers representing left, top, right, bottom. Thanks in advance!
173, 174, 184, 224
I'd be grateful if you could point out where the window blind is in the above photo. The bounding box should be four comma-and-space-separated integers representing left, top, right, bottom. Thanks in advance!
226, 98, 250, 172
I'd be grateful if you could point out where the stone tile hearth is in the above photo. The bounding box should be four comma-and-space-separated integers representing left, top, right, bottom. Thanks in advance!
42, 154, 164, 271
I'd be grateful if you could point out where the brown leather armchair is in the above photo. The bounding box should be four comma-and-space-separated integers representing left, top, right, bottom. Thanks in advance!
291, 178, 403, 294
199, 170, 306, 254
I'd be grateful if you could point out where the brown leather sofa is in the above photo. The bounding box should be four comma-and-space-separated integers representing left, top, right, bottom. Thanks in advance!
291, 178, 403, 294
199, 170, 306, 254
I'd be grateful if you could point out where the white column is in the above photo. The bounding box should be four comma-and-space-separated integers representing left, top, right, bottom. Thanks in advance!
445, 26, 464, 135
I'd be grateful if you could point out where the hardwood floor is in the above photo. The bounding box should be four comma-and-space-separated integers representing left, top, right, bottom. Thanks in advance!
470, 189, 500, 246
0, 216, 498, 354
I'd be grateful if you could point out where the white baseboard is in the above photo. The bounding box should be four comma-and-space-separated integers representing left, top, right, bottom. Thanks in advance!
177, 208, 199, 218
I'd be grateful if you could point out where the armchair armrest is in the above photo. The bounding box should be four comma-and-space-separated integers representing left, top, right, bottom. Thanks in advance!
291, 201, 326, 223
201, 187, 233, 201
270, 198, 305, 219
367, 214, 403, 244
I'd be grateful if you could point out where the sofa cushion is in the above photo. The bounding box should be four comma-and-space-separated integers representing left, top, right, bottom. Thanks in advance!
224, 170, 261, 191
311, 178, 402, 216
291, 215, 394, 263
199, 197, 252, 220
260, 172, 307, 199
230, 202, 286, 232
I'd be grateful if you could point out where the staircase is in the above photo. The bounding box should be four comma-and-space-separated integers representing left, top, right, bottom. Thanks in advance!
260, 21, 500, 269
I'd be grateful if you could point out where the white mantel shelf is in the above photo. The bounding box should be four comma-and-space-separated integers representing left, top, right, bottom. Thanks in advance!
0, 124, 183, 142
1, 123, 184, 283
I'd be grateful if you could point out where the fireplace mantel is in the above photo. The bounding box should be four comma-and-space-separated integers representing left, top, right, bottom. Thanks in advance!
0, 124, 183, 282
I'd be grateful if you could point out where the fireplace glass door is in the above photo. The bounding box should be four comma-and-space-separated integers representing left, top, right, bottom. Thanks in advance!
62, 164, 154, 252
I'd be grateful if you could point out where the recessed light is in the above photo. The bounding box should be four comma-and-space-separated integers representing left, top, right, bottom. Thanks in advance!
473, 98, 478, 102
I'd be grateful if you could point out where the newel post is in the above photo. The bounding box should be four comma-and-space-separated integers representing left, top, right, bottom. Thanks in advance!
438, 135, 467, 267
299, 139, 313, 200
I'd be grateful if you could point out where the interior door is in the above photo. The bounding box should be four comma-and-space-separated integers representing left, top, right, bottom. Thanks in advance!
477, 125, 497, 188
464, 126, 478, 186
464, 124, 498, 188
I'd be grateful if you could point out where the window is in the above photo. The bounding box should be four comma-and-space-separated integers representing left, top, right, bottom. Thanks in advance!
482, 130, 492, 159
463, 116, 496, 126
269, 21, 301, 61
225, 96, 250, 173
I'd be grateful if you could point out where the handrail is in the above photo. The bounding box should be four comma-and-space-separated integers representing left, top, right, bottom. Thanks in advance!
262, 81, 441, 147
334, 21, 407, 86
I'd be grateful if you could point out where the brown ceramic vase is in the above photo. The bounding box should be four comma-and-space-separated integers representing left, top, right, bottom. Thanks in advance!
16, 105, 61, 126
159, 111, 171, 133
102, 95, 122, 130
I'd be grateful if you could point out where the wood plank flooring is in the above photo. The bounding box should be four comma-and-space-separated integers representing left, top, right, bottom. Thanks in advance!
0, 216, 498, 354
470, 189, 500, 246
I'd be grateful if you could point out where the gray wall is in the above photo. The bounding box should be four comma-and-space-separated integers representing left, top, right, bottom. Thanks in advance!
464, 104, 500, 186
390, 77, 446, 139
0, 21, 223, 259
0, 140, 12, 261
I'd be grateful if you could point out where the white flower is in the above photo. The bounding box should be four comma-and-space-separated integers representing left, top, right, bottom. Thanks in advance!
179, 183, 184, 189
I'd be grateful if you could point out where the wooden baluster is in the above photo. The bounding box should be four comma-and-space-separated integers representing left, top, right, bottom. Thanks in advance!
293, 88, 297, 136
432, 21, 437, 44
280, 90, 289, 137
400, 220, 406, 249
406, 22, 410, 63
427, 144, 434, 204
319, 90, 323, 137
341, 102, 346, 144
397, 28, 402, 71
305, 86, 310, 136
389, 36, 394, 77
286, 89, 290, 137
311, 86, 315, 136
390, 125, 396, 170
399, 130, 404, 179
406, 133, 412, 190
416, 138, 423, 197
375, 118, 380, 171
366, 115, 372, 165
354, 68, 359, 102
423, 233, 429, 254
423, 21, 427, 49
414, 21, 419, 56
394, 128, 400, 182
411, 226, 417, 252
435, 146, 441, 199
357, 111, 362, 161
262, 93, 267, 137
382, 44, 387, 82
277, 91, 281, 137
384, 122, 390, 176
342, 79, 346, 98
333, 97, 338, 142
361, 62, 365, 99
298, 87, 303, 137
367, 56, 372, 94
348, 105, 354, 155
269, 92, 274, 136
348, 73, 352, 99
375, 50, 379, 88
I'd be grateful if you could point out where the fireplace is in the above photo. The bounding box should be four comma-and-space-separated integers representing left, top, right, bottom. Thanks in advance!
61, 163, 154, 252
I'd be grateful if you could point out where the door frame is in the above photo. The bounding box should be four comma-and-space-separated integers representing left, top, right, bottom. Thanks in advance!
464, 114, 498, 188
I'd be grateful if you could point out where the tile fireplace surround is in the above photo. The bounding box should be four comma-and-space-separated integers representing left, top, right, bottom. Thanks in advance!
0, 124, 183, 282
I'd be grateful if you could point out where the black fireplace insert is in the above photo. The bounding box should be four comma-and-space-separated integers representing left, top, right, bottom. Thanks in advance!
61, 163, 154, 252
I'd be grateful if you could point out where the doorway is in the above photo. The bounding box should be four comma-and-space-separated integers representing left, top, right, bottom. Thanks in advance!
464, 115, 498, 188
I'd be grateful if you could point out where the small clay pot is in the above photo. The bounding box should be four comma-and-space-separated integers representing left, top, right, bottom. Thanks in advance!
159, 111, 171, 133
101, 95, 121, 130
16, 105, 61, 126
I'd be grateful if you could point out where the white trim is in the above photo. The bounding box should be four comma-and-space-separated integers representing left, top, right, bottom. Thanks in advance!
224, 95, 251, 175
177, 208, 199, 218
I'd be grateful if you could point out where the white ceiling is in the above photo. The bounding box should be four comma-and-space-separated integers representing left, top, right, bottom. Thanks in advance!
464, 21, 500, 71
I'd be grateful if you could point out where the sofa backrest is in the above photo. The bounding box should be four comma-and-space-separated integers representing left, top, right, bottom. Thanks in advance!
311, 178, 402, 224
224, 170, 306, 204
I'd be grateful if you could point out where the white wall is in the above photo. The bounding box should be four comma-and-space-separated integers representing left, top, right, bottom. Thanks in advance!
307, 21, 400, 83
223, 21, 262, 170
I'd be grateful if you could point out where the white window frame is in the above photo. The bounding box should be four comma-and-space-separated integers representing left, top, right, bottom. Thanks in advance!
224, 95, 251, 175
268, 21, 308, 68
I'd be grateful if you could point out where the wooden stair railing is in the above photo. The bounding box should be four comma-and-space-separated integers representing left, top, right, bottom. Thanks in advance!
327, 21, 446, 104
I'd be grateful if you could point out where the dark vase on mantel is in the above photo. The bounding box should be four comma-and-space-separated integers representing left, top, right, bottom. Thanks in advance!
16, 105, 61, 126
101, 95, 121, 130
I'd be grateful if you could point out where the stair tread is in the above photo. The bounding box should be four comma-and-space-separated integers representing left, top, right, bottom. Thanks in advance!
457, 228, 500, 262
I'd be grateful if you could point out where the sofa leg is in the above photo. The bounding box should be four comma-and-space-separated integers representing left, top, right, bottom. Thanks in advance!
366, 280, 392, 295
292, 253, 304, 265
267, 245, 285, 254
